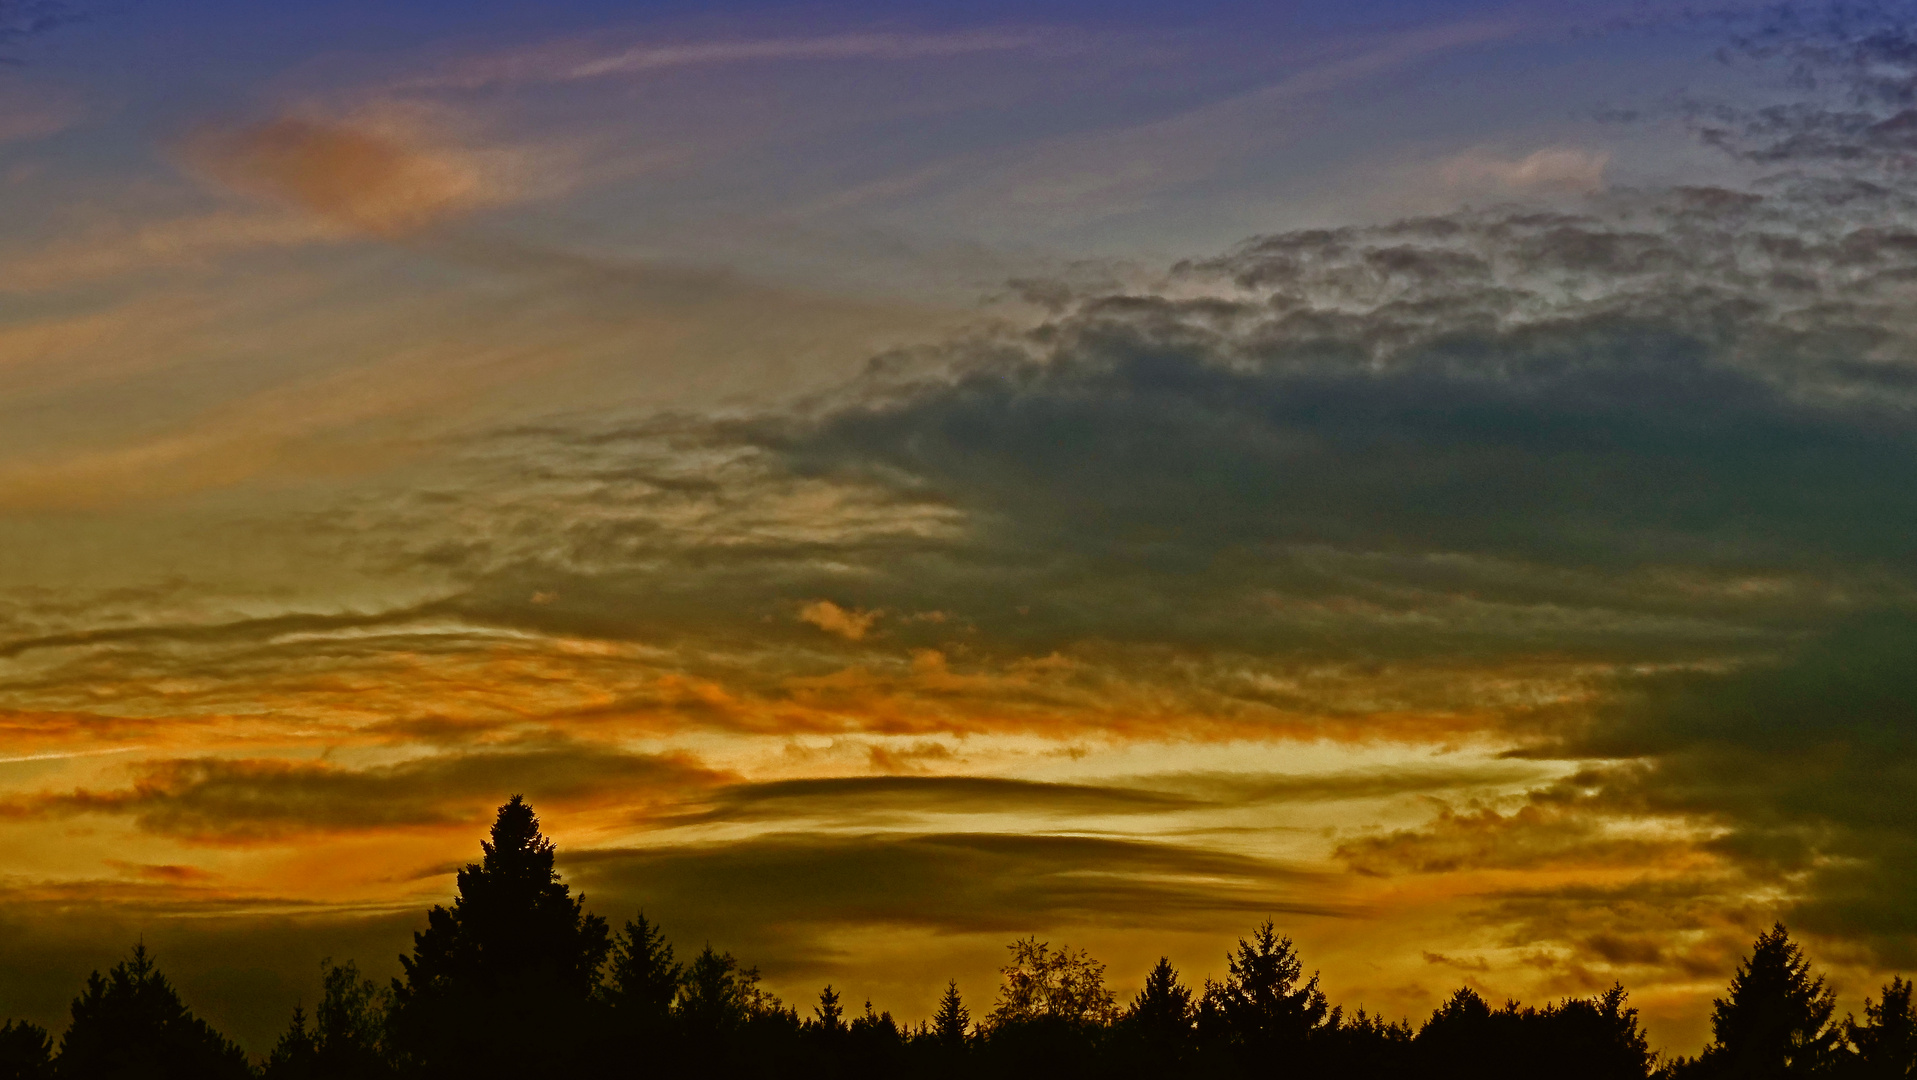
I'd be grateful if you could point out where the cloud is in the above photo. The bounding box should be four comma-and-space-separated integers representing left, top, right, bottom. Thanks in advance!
1439, 147, 1610, 194
0, 210, 346, 292
180, 116, 518, 235
568, 830, 1351, 938
1544, 615, 1917, 961
798, 600, 882, 640
3, 741, 727, 842
1691, 4, 1917, 169
405, 29, 1051, 92
663, 774, 1206, 828
1336, 802, 1697, 876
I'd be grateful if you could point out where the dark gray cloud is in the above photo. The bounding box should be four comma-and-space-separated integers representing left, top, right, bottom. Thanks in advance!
566, 830, 1350, 959
1335, 613, 1917, 963
1698, 2, 1917, 168
1552, 614, 1917, 961
4, 740, 726, 841
664, 775, 1205, 827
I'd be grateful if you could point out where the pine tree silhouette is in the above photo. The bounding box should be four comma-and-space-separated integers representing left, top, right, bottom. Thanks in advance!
813, 984, 845, 1033
54, 944, 251, 1080
1120, 957, 1195, 1076
932, 980, 970, 1048
1692, 924, 1841, 1080
604, 911, 682, 1023
1201, 919, 1330, 1061
389, 796, 612, 1077
1127, 957, 1194, 1036
263, 1007, 320, 1080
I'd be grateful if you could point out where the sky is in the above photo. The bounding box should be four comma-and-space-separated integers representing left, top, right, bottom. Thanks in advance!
2, 0, 1917, 1055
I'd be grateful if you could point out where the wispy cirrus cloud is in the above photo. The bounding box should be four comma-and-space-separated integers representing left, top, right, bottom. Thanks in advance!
402, 28, 1056, 93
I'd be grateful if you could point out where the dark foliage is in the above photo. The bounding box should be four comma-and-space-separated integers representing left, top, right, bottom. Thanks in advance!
1667, 924, 1845, 1080
8, 799, 1917, 1080
52, 944, 251, 1080
262, 960, 392, 1080
386, 794, 611, 1077
0, 1020, 52, 1080
1846, 977, 1917, 1080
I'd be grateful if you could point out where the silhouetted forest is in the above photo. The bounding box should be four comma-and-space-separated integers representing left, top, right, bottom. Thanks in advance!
5, 797, 1915, 1079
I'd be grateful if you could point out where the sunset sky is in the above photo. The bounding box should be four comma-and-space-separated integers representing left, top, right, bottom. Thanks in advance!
4, 0, 1917, 1055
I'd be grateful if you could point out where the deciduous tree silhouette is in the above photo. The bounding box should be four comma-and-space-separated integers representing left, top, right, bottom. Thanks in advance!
0, 1019, 52, 1080
678, 944, 778, 1037
988, 937, 1116, 1027
265, 959, 393, 1079
1846, 977, 1917, 1080
389, 795, 611, 1077
53, 944, 251, 1080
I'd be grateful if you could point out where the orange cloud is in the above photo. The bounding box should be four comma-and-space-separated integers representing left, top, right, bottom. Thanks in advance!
182, 117, 508, 235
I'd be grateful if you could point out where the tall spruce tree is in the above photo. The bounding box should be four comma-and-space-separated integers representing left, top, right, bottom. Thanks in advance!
389, 796, 611, 1077
603, 911, 682, 1025
1200, 920, 1331, 1062
1694, 924, 1841, 1080
932, 981, 970, 1048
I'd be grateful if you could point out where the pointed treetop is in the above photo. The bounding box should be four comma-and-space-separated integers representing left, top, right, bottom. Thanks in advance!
482, 794, 557, 883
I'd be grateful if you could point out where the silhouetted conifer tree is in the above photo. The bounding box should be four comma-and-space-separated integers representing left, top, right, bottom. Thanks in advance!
932, 980, 969, 1048
0, 1020, 52, 1080
1128, 957, 1194, 1035
1416, 986, 1499, 1080
604, 911, 682, 1023
264, 1007, 319, 1080
814, 984, 845, 1033
1119, 957, 1195, 1076
1688, 924, 1841, 1080
1200, 919, 1331, 1069
1319, 1007, 1415, 1080
1847, 977, 1917, 1080
1551, 985, 1655, 1080
389, 796, 611, 1077
54, 944, 251, 1080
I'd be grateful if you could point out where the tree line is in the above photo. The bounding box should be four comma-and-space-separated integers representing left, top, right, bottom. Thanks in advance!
2, 796, 1914, 1079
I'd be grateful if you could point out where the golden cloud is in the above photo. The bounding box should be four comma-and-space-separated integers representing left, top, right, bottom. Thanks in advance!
798, 600, 882, 641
